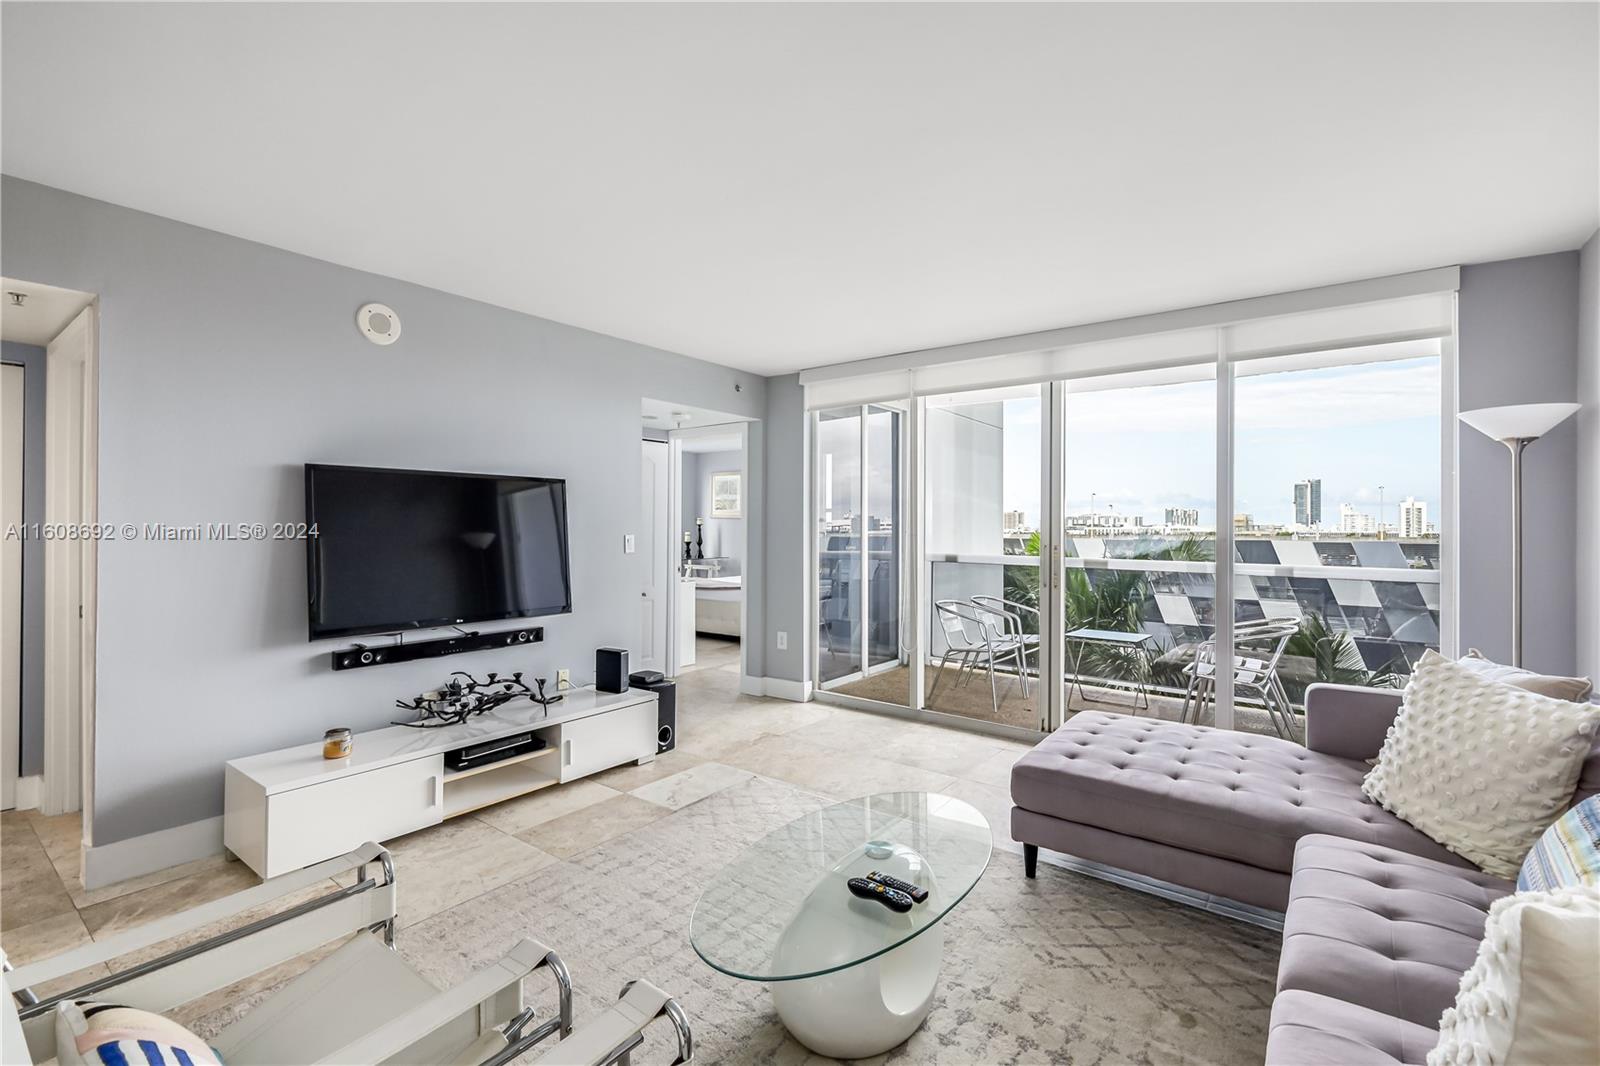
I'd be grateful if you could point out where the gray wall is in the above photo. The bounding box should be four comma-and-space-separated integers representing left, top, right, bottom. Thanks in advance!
1, 341, 46, 775
762, 374, 807, 683
1458, 252, 1581, 676
689, 449, 743, 575
1578, 231, 1599, 684
0, 176, 767, 847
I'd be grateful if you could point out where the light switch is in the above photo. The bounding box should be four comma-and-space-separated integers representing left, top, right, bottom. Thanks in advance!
623, 534, 636, 554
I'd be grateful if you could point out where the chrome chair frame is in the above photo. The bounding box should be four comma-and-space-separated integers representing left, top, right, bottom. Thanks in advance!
1182, 618, 1302, 739
971, 596, 1041, 691
928, 599, 1029, 715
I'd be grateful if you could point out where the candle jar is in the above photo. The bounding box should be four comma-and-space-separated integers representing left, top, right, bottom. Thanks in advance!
323, 727, 352, 760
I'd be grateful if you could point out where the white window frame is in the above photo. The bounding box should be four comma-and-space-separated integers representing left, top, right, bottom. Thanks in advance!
803, 268, 1459, 736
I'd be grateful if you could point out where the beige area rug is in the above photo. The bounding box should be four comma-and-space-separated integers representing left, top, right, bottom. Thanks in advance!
384, 775, 1279, 1065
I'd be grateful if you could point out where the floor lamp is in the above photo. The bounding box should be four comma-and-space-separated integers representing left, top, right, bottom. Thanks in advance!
1457, 401, 1580, 667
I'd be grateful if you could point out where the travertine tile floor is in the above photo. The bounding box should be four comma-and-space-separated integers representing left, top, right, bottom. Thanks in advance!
1, 650, 1279, 1064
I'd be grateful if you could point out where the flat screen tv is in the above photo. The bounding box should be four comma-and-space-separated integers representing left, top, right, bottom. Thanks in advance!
305, 464, 572, 640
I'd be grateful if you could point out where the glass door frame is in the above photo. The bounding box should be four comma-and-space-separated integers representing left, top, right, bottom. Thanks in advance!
812, 401, 910, 693
808, 313, 1456, 740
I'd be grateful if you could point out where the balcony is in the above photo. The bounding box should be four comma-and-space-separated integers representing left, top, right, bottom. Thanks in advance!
832, 534, 1439, 736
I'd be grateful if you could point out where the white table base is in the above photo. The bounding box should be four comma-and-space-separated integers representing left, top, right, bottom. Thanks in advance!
769, 923, 943, 1059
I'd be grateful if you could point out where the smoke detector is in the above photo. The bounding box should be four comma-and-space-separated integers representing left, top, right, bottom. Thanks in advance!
357, 303, 401, 345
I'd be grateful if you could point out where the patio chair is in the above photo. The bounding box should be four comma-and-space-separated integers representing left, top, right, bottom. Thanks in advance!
927, 599, 1029, 716
1181, 617, 1301, 740
2, 841, 692, 1066
971, 596, 1040, 691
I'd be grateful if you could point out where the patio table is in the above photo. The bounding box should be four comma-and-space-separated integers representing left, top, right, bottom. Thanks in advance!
1065, 627, 1155, 711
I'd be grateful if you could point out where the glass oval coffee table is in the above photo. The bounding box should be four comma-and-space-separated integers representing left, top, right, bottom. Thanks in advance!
690, 792, 991, 1058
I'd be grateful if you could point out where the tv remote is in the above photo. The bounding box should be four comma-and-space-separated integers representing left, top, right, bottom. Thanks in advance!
867, 871, 928, 904
847, 876, 914, 913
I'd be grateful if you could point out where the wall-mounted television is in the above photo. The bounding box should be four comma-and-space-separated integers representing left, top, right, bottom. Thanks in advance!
305, 464, 572, 641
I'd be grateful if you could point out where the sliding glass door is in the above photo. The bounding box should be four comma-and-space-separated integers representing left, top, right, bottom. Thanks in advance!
921, 386, 1043, 729
807, 297, 1451, 741
815, 404, 909, 704
1055, 367, 1217, 727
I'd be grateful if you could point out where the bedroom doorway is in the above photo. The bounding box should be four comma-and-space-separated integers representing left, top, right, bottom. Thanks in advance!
641, 401, 754, 688
1, 276, 99, 833
670, 426, 747, 677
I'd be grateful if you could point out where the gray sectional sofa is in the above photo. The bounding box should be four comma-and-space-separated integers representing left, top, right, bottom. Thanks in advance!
1009, 683, 1600, 1065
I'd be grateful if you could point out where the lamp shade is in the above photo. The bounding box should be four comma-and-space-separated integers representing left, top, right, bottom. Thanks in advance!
1458, 402, 1580, 442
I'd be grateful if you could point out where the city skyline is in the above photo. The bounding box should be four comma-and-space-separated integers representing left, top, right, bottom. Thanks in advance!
1000, 357, 1442, 531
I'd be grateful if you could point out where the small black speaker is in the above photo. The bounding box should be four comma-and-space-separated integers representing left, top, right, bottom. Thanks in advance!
631, 672, 676, 753
596, 648, 629, 693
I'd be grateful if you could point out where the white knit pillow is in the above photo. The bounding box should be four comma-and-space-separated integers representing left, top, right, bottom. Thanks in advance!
1362, 651, 1600, 878
1428, 887, 1600, 1066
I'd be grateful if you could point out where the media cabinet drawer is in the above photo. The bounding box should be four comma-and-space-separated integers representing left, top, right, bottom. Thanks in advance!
558, 702, 654, 782
264, 755, 444, 877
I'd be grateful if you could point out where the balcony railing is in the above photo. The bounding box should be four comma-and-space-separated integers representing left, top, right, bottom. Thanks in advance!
929, 541, 1439, 708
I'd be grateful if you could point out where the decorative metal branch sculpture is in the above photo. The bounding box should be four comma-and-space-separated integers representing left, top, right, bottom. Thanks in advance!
393, 670, 561, 728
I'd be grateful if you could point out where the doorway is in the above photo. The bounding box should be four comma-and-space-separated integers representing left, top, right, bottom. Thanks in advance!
1, 276, 98, 835
641, 401, 755, 687
814, 403, 910, 707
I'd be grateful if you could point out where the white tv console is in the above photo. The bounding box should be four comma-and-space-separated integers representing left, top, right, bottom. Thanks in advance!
224, 686, 657, 879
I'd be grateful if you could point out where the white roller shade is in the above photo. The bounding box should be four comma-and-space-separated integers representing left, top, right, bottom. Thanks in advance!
802, 265, 1457, 409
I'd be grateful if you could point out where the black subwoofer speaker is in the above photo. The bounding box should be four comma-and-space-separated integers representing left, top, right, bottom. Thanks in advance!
630, 671, 676, 753
596, 647, 629, 693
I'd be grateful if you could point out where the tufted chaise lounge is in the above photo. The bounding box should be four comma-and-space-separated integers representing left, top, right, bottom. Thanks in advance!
1010, 683, 1600, 1066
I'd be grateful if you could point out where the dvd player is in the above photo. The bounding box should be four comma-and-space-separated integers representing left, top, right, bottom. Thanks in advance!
445, 731, 546, 773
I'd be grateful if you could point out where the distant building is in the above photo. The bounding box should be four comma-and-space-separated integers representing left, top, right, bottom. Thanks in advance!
1339, 503, 1376, 535
1065, 511, 1145, 533
1164, 506, 1200, 527
1003, 509, 1028, 532
1293, 478, 1323, 528
1400, 497, 1428, 538
1234, 513, 1255, 532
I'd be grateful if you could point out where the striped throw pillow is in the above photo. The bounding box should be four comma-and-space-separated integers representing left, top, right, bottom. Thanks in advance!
54, 1002, 221, 1066
1518, 795, 1600, 892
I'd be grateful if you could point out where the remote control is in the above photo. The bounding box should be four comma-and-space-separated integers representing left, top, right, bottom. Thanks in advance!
847, 876, 914, 913
867, 871, 929, 904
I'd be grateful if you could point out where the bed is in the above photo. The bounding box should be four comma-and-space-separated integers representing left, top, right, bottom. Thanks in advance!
694, 575, 742, 637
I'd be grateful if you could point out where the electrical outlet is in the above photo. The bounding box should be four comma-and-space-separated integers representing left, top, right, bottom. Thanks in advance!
623, 533, 636, 554
557, 668, 570, 691
776, 631, 788, 651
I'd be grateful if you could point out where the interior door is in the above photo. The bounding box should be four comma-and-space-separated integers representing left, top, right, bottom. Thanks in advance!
2, 363, 23, 810
639, 440, 670, 673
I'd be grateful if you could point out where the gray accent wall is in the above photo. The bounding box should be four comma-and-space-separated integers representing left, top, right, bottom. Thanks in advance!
1578, 231, 1599, 684
1, 176, 767, 848
763, 374, 808, 684
1, 340, 46, 775
1458, 252, 1581, 676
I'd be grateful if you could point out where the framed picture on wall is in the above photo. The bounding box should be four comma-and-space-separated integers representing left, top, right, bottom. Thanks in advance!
710, 471, 742, 518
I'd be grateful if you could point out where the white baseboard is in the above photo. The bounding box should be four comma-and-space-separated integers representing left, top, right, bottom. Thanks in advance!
82, 815, 224, 890
13, 775, 43, 811
756, 676, 812, 702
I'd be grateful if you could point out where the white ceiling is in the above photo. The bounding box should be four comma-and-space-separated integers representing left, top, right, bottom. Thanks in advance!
3, 4, 1596, 375
640, 397, 753, 433
0, 277, 95, 346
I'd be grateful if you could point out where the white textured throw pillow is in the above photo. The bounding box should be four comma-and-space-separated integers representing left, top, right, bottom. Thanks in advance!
1428, 887, 1600, 1066
1362, 651, 1600, 878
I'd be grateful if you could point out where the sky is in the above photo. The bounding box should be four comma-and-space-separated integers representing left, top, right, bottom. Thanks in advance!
815, 356, 1443, 533
1000, 357, 1442, 530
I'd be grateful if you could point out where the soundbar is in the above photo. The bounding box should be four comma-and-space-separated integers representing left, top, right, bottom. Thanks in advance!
331, 626, 544, 671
